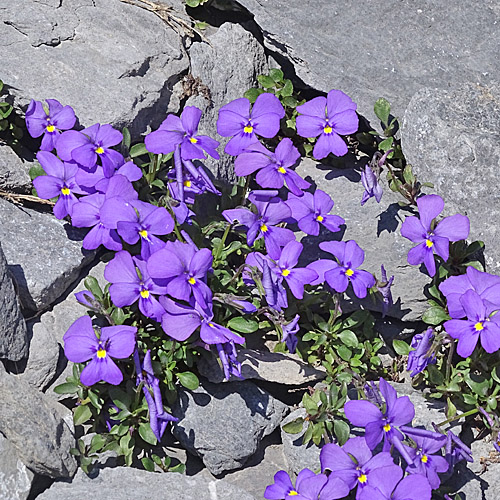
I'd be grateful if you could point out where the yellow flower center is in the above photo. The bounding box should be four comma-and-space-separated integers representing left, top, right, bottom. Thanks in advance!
282, 269, 290, 277
208, 322, 215, 328
277, 166, 286, 174
189, 137, 198, 144
139, 229, 148, 239
421, 454, 428, 464
260, 224, 268, 233
46, 124, 56, 132
358, 474, 368, 484
184, 180, 192, 188
345, 268, 354, 277
324, 125, 333, 134
244, 125, 253, 134
289, 492, 298, 497
96, 348, 106, 359
316, 215, 324, 222
474, 322, 484, 331
383, 423, 391, 432
95, 146, 104, 154
140, 289, 150, 299
425, 239, 433, 248
61, 187, 70, 196
188, 277, 196, 285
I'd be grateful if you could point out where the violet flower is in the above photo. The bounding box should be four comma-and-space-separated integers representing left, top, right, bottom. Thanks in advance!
74, 290, 99, 311
344, 378, 415, 450
287, 189, 345, 236
358, 470, 431, 500
296, 89, 358, 159
234, 138, 310, 195
361, 164, 383, 205
400, 194, 470, 277
76, 160, 142, 194
63, 315, 136, 386
407, 328, 436, 377
308, 240, 375, 299
377, 265, 394, 317
216, 341, 242, 380
217, 93, 285, 156
282, 314, 300, 353
33, 151, 86, 219
444, 289, 500, 357
445, 429, 473, 468
25, 99, 76, 151
104, 251, 167, 322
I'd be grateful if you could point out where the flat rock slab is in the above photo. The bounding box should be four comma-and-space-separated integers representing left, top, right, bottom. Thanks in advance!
401, 82, 500, 272
0, 198, 94, 311
37, 466, 257, 500
298, 158, 429, 322
172, 379, 288, 475
236, 0, 500, 126
0, 433, 34, 500
0, 144, 34, 194
0, 0, 187, 134
0, 242, 28, 362
0, 369, 76, 478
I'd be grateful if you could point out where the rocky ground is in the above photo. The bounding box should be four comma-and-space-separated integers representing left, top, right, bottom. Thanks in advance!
1, 1, 500, 498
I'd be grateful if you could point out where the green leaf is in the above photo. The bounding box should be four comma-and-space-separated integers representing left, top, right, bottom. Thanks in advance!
257, 76, 276, 89
141, 457, 156, 472
374, 98, 391, 126
334, 419, 350, 445
122, 127, 131, 150
226, 316, 258, 334
176, 371, 199, 390
130, 142, 148, 158
422, 306, 450, 325
302, 423, 313, 445
446, 397, 457, 419
378, 137, 394, 152
53, 382, 79, 395
282, 417, 304, 434
29, 164, 46, 181
139, 423, 158, 445
269, 68, 284, 83
337, 345, 352, 361
73, 404, 92, 426
339, 330, 358, 348
402, 165, 415, 185
109, 387, 132, 410
465, 373, 489, 397
281, 79, 293, 97
427, 365, 445, 386
169, 463, 186, 474
84, 276, 103, 300
303, 393, 319, 415
282, 96, 298, 108
89, 434, 107, 455
185, 0, 201, 7
462, 393, 477, 405
111, 307, 126, 325
244, 88, 264, 103
194, 21, 209, 30
392, 340, 411, 356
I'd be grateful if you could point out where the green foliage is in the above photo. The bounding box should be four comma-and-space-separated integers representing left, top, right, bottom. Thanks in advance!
0, 79, 25, 152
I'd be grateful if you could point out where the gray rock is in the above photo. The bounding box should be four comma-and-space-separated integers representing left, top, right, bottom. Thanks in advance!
236, 0, 500, 127
0, 198, 94, 311
172, 379, 288, 475
0, 242, 28, 362
186, 22, 268, 180
0, 369, 76, 478
37, 466, 257, 500
0, 144, 34, 194
197, 347, 326, 385
18, 261, 106, 392
0, 433, 34, 500
298, 157, 429, 321
0, 0, 187, 136
401, 82, 500, 272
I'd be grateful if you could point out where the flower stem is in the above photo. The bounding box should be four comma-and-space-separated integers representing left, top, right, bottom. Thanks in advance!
437, 407, 479, 427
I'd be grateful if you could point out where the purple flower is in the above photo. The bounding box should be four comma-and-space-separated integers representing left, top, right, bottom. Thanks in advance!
282, 314, 300, 353
439, 266, 500, 319
344, 378, 415, 450
444, 289, 500, 357
74, 290, 99, 310
33, 151, 86, 219
377, 265, 394, 317
296, 89, 358, 159
223, 191, 295, 260
217, 93, 285, 156
145, 106, 220, 160
287, 189, 345, 236
445, 430, 473, 468
57, 123, 124, 176
358, 470, 431, 500
63, 315, 136, 386
25, 99, 76, 151
234, 138, 310, 195
76, 160, 142, 194
308, 240, 375, 299
320, 437, 395, 497
216, 341, 242, 380
407, 328, 436, 377
361, 165, 383, 205
104, 251, 167, 322
400, 194, 470, 277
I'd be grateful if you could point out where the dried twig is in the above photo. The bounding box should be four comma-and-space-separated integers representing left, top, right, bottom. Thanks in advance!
0, 189, 55, 207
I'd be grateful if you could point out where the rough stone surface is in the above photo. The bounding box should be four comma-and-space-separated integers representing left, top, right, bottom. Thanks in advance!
0, 144, 34, 194
172, 379, 288, 475
17, 261, 106, 392
236, 0, 500, 127
0, 0, 187, 135
186, 22, 268, 180
298, 157, 429, 321
0, 242, 28, 362
197, 347, 326, 385
0, 369, 76, 478
0, 433, 34, 500
401, 82, 500, 272
0, 198, 94, 311
37, 466, 257, 500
